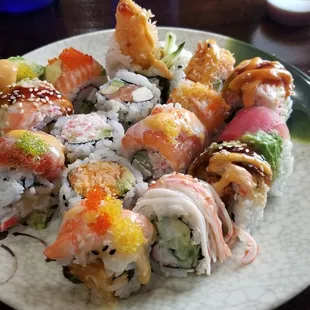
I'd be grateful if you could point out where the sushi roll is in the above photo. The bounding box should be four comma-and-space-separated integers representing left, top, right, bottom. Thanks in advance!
106, 0, 172, 80
133, 173, 257, 276
121, 103, 208, 181
0, 57, 44, 89
106, 0, 191, 100
222, 57, 294, 120
59, 149, 147, 212
184, 39, 235, 90
168, 80, 230, 137
218, 106, 294, 196
45, 47, 107, 113
96, 70, 161, 128
51, 111, 124, 163
0, 130, 65, 231
189, 140, 273, 231
0, 78, 73, 135
45, 186, 155, 299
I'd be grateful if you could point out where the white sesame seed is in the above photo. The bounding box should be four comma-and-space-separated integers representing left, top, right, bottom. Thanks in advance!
45, 96, 49, 101
33, 102, 39, 107
1, 95, 7, 99
20, 109, 24, 114
29, 88, 33, 92
0, 92, 3, 96
17, 102, 22, 108
34, 87, 39, 92
57, 94, 61, 98
48, 101, 54, 105
245, 149, 249, 153
30, 93, 35, 98
12, 99, 16, 104
28, 98, 35, 102
49, 92, 54, 96
67, 108, 71, 112
41, 99, 47, 103
10, 96, 16, 100
29, 187, 36, 195
11, 83, 16, 87
21, 95, 25, 99
35, 98, 41, 102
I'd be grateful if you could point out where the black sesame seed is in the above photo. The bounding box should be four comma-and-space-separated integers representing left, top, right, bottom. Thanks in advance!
64, 202, 69, 207
107, 137, 114, 141
109, 249, 116, 255
62, 194, 66, 200
177, 65, 182, 69
92, 250, 99, 255
207, 43, 211, 48
127, 269, 135, 281
102, 245, 109, 252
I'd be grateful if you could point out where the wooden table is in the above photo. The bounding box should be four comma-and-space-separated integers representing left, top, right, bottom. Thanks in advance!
0, 0, 310, 309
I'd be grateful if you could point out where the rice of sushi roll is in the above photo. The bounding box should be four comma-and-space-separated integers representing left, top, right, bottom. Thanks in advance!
189, 141, 273, 231
59, 149, 147, 212
0, 130, 65, 231
218, 106, 294, 196
184, 39, 235, 91
121, 103, 208, 181
168, 80, 230, 137
51, 111, 124, 163
133, 173, 257, 276
96, 70, 161, 128
45, 186, 155, 299
45, 47, 107, 113
0, 56, 44, 89
222, 57, 294, 120
0, 78, 73, 135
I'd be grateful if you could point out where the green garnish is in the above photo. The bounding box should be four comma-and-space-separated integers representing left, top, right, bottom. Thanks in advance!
162, 42, 185, 68
163, 32, 177, 56
15, 132, 49, 156
22, 209, 54, 230
241, 131, 283, 178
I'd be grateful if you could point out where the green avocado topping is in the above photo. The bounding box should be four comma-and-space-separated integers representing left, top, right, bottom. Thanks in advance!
116, 168, 136, 197
22, 209, 55, 230
241, 131, 283, 178
15, 132, 49, 156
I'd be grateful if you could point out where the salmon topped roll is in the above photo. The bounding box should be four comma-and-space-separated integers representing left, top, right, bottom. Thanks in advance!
222, 57, 294, 120
45, 47, 107, 113
0, 130, 65, 231
45, 186, 155, 299
184, 39, 235, 90
121, 103, 208, 181
168, 80, 230, 137
0, 78, 72, 135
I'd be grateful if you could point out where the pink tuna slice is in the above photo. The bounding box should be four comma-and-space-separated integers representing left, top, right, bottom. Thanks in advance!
219, 106, 290, 141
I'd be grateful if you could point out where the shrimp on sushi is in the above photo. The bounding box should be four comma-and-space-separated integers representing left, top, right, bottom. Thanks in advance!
222, 57, 294, 120
45, 47, 107, 113
184, 39, 235, 90
45, 186, 155, 299
0, 130, 65, 231
0, 78, 72, 135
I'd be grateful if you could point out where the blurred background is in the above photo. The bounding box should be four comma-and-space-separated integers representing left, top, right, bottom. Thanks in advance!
0, 0, 309, 74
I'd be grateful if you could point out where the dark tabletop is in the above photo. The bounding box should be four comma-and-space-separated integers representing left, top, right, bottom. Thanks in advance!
0, 0, 310, 309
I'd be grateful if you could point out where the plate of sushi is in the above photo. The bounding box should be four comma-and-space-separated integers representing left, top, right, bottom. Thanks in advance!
0, 0, 310, 309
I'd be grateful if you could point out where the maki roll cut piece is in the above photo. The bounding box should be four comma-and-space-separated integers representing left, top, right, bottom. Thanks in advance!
121, 103, 208, 181
133, 173, 256, 276
45, 47, 107, 113
0, 78, 73, 135
0, 130, 65, 231
96, 70, 161, 128
59, 150, 147, 212
218, 106, 293, 196
184, 39, 235, 91
189, 141, 273, 231
51, 111, 124, 163
222, 57, 294, 120
168, 80, 230, 137
45, 186, 155, 299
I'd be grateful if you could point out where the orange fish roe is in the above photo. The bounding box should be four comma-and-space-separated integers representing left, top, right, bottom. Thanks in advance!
48, 47, 95, 70
83, 185, 107, 210
81, 186, 146, 253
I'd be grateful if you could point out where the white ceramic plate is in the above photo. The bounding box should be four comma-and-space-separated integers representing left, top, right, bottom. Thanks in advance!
1, 28, 310, 310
